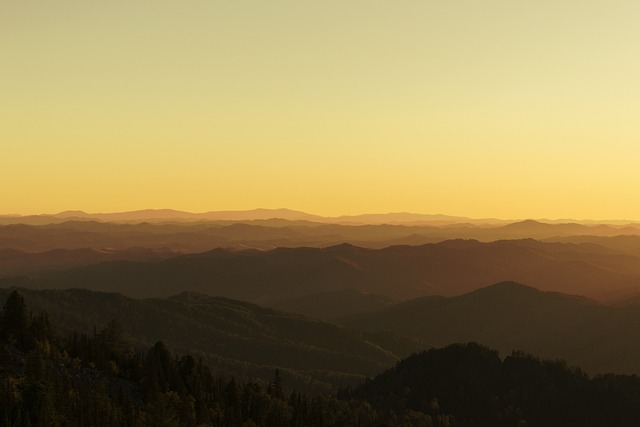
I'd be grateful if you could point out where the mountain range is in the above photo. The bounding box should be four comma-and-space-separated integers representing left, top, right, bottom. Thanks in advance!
6, 281, 640, 392
5, 239, 640, 302
2, 217, 639, 260
4, 208, 640, 403
3, 208, 639, 226
0, 209, 507, 225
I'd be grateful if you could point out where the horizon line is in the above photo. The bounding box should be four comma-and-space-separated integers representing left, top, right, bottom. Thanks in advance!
1, 208, 639, 224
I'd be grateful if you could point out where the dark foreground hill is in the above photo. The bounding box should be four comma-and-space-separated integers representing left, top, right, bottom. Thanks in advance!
4, 290, 640, 426
5, 239, 640, 302
0, 287, 423, 393
347, 342, 640, 427
8, 288, 640, 427
0, 290, 387, 426
344, 281, 640, 376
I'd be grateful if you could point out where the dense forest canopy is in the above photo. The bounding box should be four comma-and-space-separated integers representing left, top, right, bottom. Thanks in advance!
3, 291, 640, 426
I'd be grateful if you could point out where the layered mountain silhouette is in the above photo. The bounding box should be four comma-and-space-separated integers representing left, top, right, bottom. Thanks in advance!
0, 208, 326, 223
6, 282, 640, 389
5, 239, 640, 302
343, 281, 640, 375
4, 209, 640, 400
1, 216, 639, 255
546, 234, 640, 257
0, 209, 502, 225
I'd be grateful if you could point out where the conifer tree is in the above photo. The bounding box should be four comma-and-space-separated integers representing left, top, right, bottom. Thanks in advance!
0, 291, 30, 351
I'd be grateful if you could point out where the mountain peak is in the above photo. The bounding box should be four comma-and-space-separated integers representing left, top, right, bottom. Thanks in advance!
504, 219, 547, 228
476, 281, 538, 294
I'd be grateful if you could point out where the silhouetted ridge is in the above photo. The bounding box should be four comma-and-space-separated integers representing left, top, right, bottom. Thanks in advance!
168, 290, 212, 303
324, 242, 361, 251
8, 238, 640, 303
433, 238, 482, 249
347, 342, 640, 426
507, 219, 547, 226
467, 280, 546, 297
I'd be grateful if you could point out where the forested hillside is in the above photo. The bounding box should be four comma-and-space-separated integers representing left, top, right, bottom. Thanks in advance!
0, 288, 423, 393
0, 290, 366, 426
347, 342, 640, 427
4, 291, 640, 426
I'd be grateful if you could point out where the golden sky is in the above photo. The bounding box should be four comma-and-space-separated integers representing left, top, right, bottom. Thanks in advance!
2, 1, 639, 219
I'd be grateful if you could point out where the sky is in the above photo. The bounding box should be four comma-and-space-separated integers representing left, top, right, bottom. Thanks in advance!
2, 1, 639, 219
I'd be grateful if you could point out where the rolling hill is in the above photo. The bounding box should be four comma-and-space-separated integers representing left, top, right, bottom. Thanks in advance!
0, 287, 423, 393
343, 281, 640, 376
348, 342, 640, 427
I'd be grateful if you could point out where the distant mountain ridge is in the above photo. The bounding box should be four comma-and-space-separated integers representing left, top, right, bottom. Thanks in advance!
4, 208, 638, 226
0, 208, 502, 225
53, 208, 328, 222
5, 238, 640, 302
5, 219, 639, 255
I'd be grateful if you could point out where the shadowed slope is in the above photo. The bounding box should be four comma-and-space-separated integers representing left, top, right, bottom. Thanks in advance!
267, 289, 397, 321
348, 342, 640, 427
343, 282, 640, 375
8, 239, 640, 302
0, 287, 423, 393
